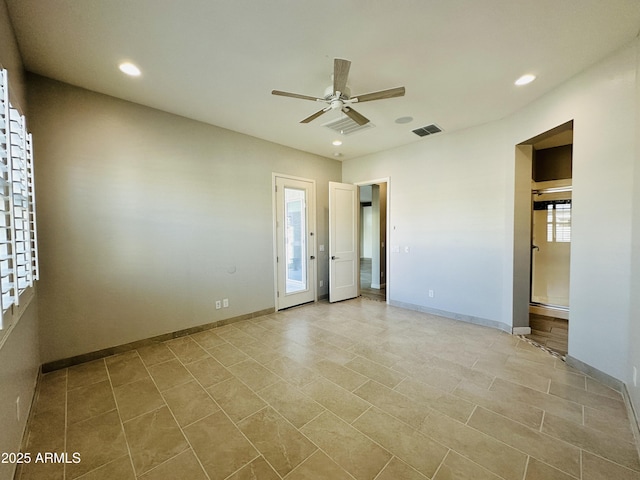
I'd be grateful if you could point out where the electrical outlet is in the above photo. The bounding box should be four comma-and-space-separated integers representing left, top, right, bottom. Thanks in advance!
215, 300, 221, 310
428, 289, 434, 298
223, 298, 229, 308
319, 280, 324, 287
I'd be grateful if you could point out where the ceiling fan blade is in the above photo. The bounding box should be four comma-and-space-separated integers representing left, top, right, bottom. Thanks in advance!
353, 86, 405, 103
342, 106, 370, 126
333, 58, 351, 95
272, 90, 322, 102
300, 108, 329, 123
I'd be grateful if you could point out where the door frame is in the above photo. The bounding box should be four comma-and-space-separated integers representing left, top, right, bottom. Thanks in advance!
355, 177, 390, 304
329, 182, 360, 303
272, 173, 317, 311
530, 184, 572, 318
513, 120, 574, 333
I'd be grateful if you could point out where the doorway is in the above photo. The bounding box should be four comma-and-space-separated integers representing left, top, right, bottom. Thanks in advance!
358, 182, 387, 302
273, 175, 316, 310
513, 121, 572, 356
531, 187, 572, 310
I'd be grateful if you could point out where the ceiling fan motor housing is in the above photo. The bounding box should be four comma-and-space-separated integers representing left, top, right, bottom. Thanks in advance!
324, 85, 350, 101
272, 58, 405, 125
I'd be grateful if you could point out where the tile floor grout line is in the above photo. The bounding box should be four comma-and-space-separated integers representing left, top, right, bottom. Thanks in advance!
577, 449, 640, 475
370, 454, 396, 480
470, 404, 597, 477
19, 298, 640, 480
172, 345, 289, 479
231, 356, 396, 479
228, 374, 344, 477
102, 356, 138, 480
579, 448, 583, 480
138, 347, 214, 480
284, 444, 358, 480
349, 404, 374, 426
465, 404, 478, 426
429, 449, 450, 480
220, 453, 279, 480
521, 455, 530, 480
434, 408, 577, 478
63, 366, 69, 480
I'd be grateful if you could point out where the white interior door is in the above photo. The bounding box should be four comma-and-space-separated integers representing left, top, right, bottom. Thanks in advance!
329, 182, 358, 302
275, 176, 316, 310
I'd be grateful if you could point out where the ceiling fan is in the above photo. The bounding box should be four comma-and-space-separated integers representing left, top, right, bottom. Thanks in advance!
272, 58, 405, 126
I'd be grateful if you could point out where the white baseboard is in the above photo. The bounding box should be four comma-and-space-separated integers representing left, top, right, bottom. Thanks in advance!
513, 327, 532, 335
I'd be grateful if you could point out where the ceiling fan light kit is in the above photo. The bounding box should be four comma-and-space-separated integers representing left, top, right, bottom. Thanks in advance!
272, 58, 405, 126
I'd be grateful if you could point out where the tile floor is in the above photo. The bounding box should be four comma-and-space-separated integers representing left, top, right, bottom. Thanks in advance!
526, 314, 569, 357
15, 298, 640, 480
360, 259, 386, 302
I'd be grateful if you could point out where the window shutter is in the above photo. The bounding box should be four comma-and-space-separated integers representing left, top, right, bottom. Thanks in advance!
0, 68, 39, 329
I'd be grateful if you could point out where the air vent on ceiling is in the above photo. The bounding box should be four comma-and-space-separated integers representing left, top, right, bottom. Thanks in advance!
322, 115, 375, 136
412, 124, 442, 137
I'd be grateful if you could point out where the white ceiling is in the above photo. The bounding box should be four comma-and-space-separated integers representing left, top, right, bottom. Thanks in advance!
6, 0, 640, 160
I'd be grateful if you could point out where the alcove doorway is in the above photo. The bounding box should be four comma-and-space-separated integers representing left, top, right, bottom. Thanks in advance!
359, 182, 387, 302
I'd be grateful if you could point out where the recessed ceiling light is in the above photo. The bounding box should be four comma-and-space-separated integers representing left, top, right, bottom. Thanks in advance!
332, 140, 342, 146
515, 74, 536, 86
119, 62, 141, 77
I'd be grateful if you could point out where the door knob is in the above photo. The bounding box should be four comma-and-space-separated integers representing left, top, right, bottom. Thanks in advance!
331, 256, 340, 260
310, 255, 315, 260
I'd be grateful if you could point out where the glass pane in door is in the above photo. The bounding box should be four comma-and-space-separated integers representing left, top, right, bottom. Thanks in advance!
531, 192, 571, 307
285, 187, 307, 294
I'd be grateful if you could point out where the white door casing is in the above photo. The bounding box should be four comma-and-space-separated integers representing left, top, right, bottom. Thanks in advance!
274, 175, 316, 310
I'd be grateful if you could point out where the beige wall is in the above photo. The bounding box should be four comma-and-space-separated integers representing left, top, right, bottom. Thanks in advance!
27, 75, 341, 364
630, 33, 640, 426
0, 1, 41, 478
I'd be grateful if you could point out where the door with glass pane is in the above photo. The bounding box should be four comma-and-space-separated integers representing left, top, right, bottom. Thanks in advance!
275, 176, 316, 309
531, 190, 571, 308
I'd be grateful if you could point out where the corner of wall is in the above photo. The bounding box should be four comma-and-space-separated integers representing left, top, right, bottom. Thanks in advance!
0, 5, 42, 478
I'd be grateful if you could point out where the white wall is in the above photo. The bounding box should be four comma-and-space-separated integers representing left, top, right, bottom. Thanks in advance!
345, 121, 512, 330
629, 36, 640, 421
510, 39, 637, 383
0, 2, 41, 478
344, 38, 639, 394
361, 205, 372, 258
28, 75, 341, 364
